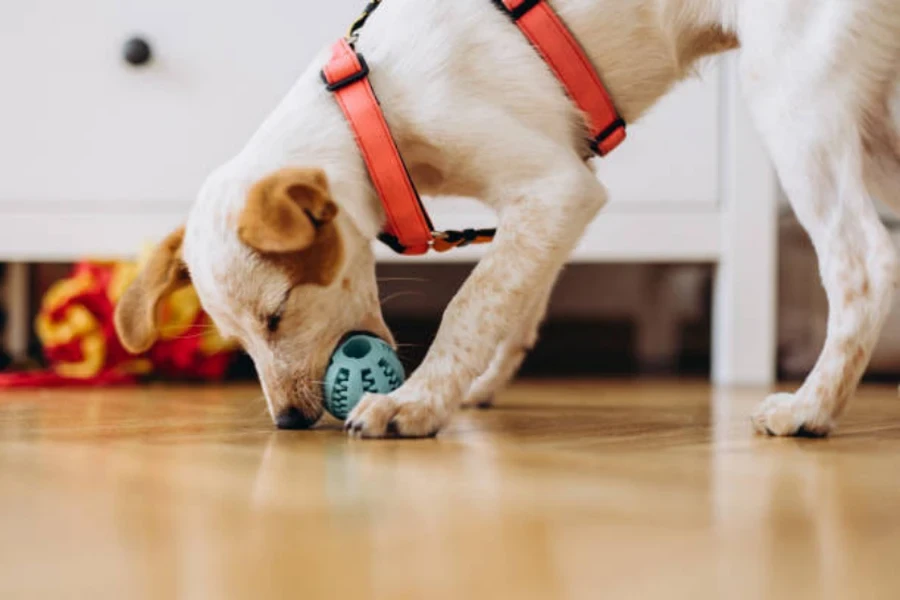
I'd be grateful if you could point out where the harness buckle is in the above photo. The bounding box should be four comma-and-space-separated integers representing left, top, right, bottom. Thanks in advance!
377, 232, 408, 254
492, 0, 542, 21
589, 117, 627, 155
320, 52, 370, 92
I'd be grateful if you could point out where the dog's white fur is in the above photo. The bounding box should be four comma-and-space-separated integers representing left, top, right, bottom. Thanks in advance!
130, 0, 899, 436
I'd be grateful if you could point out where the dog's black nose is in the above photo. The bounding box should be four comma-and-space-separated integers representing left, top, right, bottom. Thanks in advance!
275, 406, 319, 430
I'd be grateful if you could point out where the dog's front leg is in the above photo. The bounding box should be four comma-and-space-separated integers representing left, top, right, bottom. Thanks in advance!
461, 280, 555, 408
345, 160, 607, 438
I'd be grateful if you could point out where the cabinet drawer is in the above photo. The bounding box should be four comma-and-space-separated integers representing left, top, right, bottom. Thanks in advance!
0, 1, 360, 206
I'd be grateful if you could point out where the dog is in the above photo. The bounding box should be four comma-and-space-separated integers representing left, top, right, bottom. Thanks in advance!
113, 0, 900, 437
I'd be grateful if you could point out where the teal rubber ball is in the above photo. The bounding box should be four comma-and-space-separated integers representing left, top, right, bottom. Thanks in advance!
322, 334, 405, 420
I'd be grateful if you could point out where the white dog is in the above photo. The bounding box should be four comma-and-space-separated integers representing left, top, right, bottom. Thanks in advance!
114, 0, 900, 437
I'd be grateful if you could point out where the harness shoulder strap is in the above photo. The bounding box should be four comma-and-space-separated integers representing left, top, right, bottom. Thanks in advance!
494, 0, 626, 154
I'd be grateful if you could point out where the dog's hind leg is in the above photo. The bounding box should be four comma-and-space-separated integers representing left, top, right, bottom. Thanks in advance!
739, 3, 900, 436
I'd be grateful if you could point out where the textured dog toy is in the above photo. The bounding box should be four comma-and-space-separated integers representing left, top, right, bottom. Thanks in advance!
322, 334, 405, 420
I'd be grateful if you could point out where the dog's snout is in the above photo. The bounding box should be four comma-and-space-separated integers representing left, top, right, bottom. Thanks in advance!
275, 406, 319, 430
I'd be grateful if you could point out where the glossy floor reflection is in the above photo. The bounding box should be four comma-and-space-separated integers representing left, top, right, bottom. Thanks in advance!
1, 381, 899, 599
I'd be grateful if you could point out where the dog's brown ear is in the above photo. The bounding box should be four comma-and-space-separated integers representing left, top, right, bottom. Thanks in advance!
238, 168, 338, 254
114, 227, 191, 354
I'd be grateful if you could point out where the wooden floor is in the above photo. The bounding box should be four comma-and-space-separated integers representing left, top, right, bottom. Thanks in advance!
1, 381, 900, 599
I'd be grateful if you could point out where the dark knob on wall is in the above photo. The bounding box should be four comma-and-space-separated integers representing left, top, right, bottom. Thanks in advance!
123, 37, 152, 66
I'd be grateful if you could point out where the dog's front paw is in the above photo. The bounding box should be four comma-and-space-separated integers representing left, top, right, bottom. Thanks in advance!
751, 392, 834, 437
344, 392, 447, 439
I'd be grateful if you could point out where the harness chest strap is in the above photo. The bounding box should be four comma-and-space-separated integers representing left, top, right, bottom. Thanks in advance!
321, 0, 626, 255
321, 39, 434, 255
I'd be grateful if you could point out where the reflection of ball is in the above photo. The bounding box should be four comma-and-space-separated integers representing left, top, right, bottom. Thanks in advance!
322, 334, 405, 420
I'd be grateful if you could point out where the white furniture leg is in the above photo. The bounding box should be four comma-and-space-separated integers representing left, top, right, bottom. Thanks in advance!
712, 55, 778, 386
635, 266, 680, 373
4, 262, 30, 362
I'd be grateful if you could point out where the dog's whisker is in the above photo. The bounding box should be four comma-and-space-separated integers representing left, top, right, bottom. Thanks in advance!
380, 290, 427, 306
377, 277, 430, 283
161, 333, 215, 341
157, 325, 226, 340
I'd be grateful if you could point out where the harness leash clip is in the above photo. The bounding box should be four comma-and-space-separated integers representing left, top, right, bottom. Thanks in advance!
441, 229, 479, 248
431, 228, 498, 252
346, 0, 382, 44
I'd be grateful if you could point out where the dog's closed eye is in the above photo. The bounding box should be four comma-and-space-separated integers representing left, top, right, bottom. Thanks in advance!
266, 313, 282, 334
264, 287, 294, 334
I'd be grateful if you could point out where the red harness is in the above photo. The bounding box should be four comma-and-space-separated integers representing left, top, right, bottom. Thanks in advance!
321, 0, 625, 255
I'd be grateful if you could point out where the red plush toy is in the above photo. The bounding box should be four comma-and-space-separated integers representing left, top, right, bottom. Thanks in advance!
0, 258, 238, 388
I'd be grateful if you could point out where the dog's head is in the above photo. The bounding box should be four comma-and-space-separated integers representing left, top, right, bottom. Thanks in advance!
114, 167, 390, 429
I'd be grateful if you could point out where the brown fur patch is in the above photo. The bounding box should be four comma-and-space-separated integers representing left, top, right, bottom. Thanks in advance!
409, 163, 445, 191
239, 168, 344, 287
678, 26, 740, 68
843, 290, 855, 307
261, 221, 344, 287
843, 275, 873, 307
238, 168, 337, 254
